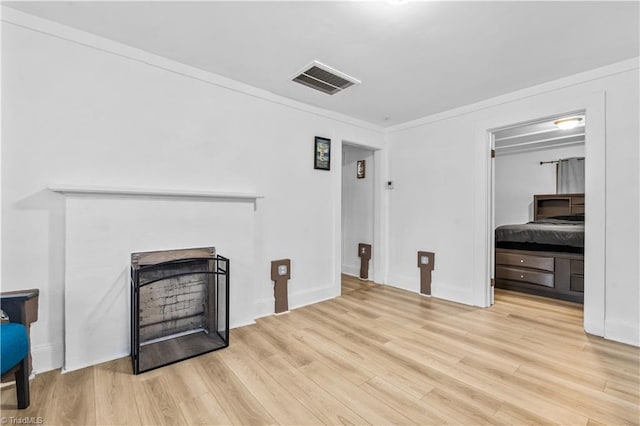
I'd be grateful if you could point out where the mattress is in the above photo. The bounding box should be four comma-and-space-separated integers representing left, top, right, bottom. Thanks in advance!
495, 215, 584, 252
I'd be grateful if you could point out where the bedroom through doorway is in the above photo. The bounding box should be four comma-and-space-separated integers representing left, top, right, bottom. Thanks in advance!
491, 112, 586, 311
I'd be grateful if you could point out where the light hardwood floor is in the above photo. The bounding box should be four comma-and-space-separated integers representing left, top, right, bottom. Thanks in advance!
2, 275, 638, 425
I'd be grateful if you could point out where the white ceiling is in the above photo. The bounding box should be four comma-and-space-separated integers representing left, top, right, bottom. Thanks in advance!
4, 1, 639, 127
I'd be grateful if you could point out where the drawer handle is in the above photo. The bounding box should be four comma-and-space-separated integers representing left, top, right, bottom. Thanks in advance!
520, 274, 525, 279
520, 259, 524, 263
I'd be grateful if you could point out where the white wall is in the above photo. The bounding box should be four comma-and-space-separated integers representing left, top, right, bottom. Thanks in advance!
341, 145, 374, 277
62, 195, 256, 372
495, 144, 585, 227
386, 60, 639, 346
1, 10, 385, 372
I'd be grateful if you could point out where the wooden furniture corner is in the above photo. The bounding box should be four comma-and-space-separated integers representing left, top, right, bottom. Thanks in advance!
1, 289, 40, 378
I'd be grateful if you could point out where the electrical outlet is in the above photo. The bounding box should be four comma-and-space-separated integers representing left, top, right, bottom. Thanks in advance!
278, 265, 288, 276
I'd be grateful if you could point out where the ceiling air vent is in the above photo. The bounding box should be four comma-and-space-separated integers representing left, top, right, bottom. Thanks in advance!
291, 61, 360, 95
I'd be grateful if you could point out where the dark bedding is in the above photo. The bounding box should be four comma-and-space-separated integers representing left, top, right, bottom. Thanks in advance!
495, 215, 584, 251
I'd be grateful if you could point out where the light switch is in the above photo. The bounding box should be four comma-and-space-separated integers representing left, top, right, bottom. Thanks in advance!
420, 255, 429, 265
278, 265, 288, 276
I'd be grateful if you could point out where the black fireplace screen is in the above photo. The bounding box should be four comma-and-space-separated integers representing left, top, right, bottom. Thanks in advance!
130, 247, 229, 374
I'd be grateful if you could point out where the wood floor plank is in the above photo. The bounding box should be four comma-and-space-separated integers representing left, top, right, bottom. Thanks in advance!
515, 364, 640, 425
358, 376, 448, 424
604, 379, 640, 404
195, 352, 277, 425
231, 326, 276, 361
218, 345, 322, 425
55, 366, 97, 425
424, 354, 590, 425
258, 355, 369, 425
299, 360, 416, 425
0, 369, 60, 423
94, 358, 142, 425
178, 392, 233, 425
134, 374, 187, 425
2, 281, 638, 425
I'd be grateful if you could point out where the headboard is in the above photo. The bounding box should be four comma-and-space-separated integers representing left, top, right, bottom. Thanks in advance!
534, 193, 585, 220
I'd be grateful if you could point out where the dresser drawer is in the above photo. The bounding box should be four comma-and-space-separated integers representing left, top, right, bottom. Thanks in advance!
571, 205, 585, 215
570, 276, 584, 292
496, 266, 554, 288
570, 260, 584, 276
496, 252, 554, 272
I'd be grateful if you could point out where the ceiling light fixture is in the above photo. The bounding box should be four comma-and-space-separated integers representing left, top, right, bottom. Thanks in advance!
554, 116, 583, 130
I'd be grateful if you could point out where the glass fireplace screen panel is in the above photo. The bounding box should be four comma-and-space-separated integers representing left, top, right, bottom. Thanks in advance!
216, 256, 229, 342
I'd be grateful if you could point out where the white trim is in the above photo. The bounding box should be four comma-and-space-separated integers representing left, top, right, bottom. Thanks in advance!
341, 263, 360, 277
386, 273, 418, 293
254, 297, 276, 320
230, 318, 257, 330
62, 350, 130, 374
290, 285, 339, 311
31, 341, 64, 374
254, 284, 340, 320
3, 6, 637, 135
1, 6, 383, 134
337, 140, 388, 293
385, 273, 475, 306
603, 319, 640, 347
474, 93, 606, 336
387, 57, 639, 133
48, 184, 262, 202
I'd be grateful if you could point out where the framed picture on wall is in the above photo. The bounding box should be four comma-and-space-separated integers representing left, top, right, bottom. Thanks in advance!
314, 136, 331, 170
357, 160, 365, 179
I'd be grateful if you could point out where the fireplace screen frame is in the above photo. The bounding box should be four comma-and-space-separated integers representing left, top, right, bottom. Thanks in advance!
130, 247, 229, 374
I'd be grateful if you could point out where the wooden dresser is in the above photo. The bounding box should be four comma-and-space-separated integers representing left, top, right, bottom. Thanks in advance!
495, 193, 585, 303
495, 248, 584, 303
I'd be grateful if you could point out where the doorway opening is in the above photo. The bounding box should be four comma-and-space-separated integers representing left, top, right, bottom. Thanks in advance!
489, 111, 586, 309
341, 143, 376, 294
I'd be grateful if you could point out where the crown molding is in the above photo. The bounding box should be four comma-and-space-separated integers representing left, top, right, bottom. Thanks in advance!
386, 57, 640, 134
1, 6, 384, 134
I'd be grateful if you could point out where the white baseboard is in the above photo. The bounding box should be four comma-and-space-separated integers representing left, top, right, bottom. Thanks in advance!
605, 319, 640, 347
254, 296, 275, 321
431, 284, 476, 306
31, 341, 63, 374
584, 319, 605, 338
290, 285, 339, 310
230, 317, 257, 329
385, 273, 475, 306
341, 264, 360, 277
253, 284, 339, 321
386, 273, 419, 293
62, 350, 130, 374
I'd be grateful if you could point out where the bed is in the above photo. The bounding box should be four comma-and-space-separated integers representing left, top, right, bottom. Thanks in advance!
494, 193, 585, 303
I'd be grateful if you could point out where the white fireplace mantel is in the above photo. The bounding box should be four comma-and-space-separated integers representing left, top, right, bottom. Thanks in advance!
48, 184, 263, 202
50, 183, 262, 372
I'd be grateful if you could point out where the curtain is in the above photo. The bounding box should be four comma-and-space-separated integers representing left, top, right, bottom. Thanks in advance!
557, 157, 585, 193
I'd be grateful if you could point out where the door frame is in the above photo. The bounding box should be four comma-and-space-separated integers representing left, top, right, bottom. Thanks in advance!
333, 138, 388, 294
487, 110, 587, 307
474, 92, 606, 337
